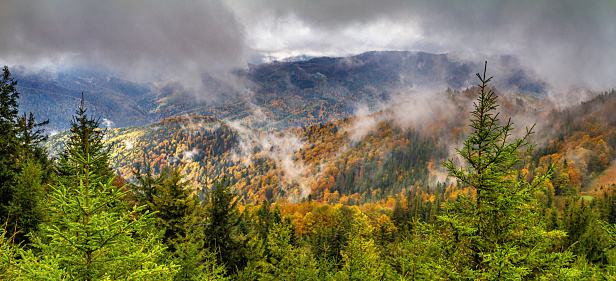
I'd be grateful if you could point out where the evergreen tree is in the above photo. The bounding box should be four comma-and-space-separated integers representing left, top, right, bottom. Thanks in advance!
0, 66, 20, 191
0, 220, 20, 280
265, 221, 318, 280
337, 211, 389, 280
130, 165, 226, 280
15, 101, 176, 280
256, 200, 272, 242
56, 96, 113, 188
203, 176, 244, 274
16, 112, 50, 160
391, 221, 444, 280
129, 162, 164, 211
4, 158, 46, 244
146, 168, 201, 247
0, 66, 50, 244
438, 62, 576, 279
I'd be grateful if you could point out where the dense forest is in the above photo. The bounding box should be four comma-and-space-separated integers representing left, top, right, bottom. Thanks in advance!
4, 63, 616, 280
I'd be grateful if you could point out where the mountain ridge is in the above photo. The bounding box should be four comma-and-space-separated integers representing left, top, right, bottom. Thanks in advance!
16, 51, 548, 133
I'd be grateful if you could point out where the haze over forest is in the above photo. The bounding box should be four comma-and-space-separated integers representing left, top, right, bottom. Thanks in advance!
2, 1, 616, 280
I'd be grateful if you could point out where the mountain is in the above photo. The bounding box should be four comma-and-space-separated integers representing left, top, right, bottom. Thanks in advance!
44, 113, 447, 205
16, 51, 547, 132
45, 86, 616, 205
12, 65, 154, 132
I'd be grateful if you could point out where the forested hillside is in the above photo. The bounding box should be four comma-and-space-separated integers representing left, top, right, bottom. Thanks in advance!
6, 59, 616, 279
10, 63, 616, 279
16, 51, 547, 132
43, 83, 616, 212
45, 114, 446, 205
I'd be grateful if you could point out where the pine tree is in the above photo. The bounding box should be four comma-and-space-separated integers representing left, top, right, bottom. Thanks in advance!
437, 62, 576, 279
15, 100, 176, 280
0, 66, 20, 192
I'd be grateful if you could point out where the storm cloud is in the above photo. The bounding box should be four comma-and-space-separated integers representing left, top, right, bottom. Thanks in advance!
230, 0, 616, 91
0, 0, 246, 87
1, 0, 614, 93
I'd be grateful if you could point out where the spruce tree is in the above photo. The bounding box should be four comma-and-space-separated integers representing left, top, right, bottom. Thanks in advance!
0, 220, 20, 279
203, 176, 244, 274
0, 66, 50, 244
129, 163, 164, 211
337, 211, 390, 280
130, 166, 226, 280
437, 62, 576, 279
0, 66, 20, 192
264, 221, 318, 280
131, 167, 201, 246
15, 100, 176, 280
56, 96, 113, 188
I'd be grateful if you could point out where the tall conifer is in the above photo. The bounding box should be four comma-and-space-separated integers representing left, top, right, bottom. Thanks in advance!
0, 66, 50, 244
16, 99, 175, 280
203, 176, 244, 274
438, 62, 576, 279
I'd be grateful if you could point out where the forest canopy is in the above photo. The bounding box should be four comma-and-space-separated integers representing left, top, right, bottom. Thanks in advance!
2, 63, 616, 279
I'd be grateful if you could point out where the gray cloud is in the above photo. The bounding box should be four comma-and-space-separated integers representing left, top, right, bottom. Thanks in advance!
0, 0, 246, 87
1, 0, 614, 94
230, 0, 616, 91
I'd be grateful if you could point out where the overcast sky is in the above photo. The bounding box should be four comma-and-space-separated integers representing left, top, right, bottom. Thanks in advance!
1, 0, 614, 91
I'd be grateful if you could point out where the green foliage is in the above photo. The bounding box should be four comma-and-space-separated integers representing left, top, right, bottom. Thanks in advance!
56, 97, 114, 186
15, 101, 176, 280
147, 168, 202, 246
130, 165, 228, 280
171, 237, 227, 281
0, 66, 20, 161
203, 176, 245, 274
24, 65, 616, 279
264, 222, 318, 279
0, 221, 20, 280
390, 221, 445, 280
0, 66, 50, 245
337, 211, 390, 280
4, 158, 46, 244
21, 152, 175, 280
438, 62, 575, 279
305, 204, 353, 263
237, 221, 319, 280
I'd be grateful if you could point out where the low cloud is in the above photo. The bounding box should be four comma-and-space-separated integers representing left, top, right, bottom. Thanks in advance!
0, 0, 247, 94
182, 148, 200, 162
230, 0, 616, 92
123, 139, 134, 150
225, 104, 310, 201
3, 0, 613, 98
179, 115, 222, 136
101, 118, 115, 129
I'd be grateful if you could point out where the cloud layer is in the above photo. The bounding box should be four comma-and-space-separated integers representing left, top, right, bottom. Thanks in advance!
1, 0, 614, 92
0, 0, 245, 85
233, 0, 616, 91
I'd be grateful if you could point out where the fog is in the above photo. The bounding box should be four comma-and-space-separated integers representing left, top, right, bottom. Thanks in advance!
2, 1, 614, 95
